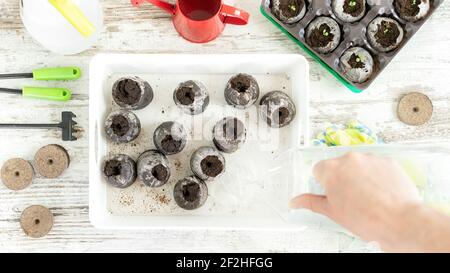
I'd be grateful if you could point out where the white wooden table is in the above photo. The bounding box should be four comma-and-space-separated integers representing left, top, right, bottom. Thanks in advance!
0, 0, 449, 253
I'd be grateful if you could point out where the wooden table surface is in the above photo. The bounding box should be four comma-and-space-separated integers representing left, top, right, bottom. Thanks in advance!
0, 0, 449, 253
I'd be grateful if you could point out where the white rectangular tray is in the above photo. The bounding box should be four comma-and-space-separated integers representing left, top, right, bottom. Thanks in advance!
89, 54, 309, 230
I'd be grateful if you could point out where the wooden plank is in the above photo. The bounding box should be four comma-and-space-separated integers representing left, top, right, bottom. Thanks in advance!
0, 0, 449, 252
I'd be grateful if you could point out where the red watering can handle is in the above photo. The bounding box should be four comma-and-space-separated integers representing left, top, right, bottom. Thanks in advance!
221, 4, 250, 25
131, 0, 175, 15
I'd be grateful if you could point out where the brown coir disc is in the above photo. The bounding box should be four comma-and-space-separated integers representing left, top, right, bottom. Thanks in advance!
1, 158, 34, 191
34, 144, 70, 178
397, 92, 433, 126
20, 205, 53, 238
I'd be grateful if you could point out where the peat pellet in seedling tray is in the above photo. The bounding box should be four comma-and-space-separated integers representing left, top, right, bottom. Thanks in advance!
89, 54, 309, 229
173, 176, 208, 210
397, 92, 433, 126
153, 121, 188, 155
224, 73, 260, 109
20, 205, 53, 238
173, 80, 210, 115
212, 117, 247, 153
1, 158, 34, 191
34, 144, 70, 178
259, 90, 297, 128
104, 110, 141, 143
137, 150, 171, 187
102, 154, 137, 189
112, 76, 154, 110
190, 146, 226, 181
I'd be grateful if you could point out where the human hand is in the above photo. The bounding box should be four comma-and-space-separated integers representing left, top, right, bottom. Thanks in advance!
290, 152, 423, 251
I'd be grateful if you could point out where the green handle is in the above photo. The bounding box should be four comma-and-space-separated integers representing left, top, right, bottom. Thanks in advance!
22, 87, 72, 101
32, 67, 82, 81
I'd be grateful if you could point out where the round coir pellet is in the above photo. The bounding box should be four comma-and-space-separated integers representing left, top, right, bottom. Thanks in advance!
20, 205, 53, 238
1, 158, 34, 191
34, 144, 70, 178
397, 92, 433, 126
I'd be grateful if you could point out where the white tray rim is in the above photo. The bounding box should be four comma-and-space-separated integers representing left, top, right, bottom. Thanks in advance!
88, 53, 310, 230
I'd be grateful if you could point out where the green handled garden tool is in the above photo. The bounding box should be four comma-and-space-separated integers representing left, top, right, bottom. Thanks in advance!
0, 67, 81, 101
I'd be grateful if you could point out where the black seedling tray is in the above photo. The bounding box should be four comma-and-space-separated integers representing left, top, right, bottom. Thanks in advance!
261, 0, 443, 92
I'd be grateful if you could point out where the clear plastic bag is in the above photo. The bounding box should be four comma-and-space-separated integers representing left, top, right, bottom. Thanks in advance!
263, 145, 450, 231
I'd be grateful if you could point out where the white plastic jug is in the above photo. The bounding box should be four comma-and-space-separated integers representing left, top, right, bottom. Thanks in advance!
20, 0, 103, 55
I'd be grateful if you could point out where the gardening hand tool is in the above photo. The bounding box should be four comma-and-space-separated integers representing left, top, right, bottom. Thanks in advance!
0, 87, 71, 102
0, 67, 81, 102
20, 0, 103, 55
0, 111, 78, 141
0, 67, 81, 81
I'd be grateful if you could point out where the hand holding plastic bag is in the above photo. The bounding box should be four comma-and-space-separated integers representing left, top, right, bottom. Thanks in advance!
289, 151, 450, 252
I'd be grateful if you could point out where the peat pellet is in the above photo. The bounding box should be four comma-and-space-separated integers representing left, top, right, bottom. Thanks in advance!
173, 176, 208, 210
34, 144, 70, 178
20, 205, 53, 238
224, 74, 260, 109
397, 92, 433, 126
112, 76, 154, 110
1, 158, 34, 191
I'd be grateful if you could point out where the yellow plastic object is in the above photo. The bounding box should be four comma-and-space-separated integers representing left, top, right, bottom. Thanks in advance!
398, 160, 428, 190
324, 129, 371, 146
48, 0, 95, 38
427, 203, 450, 216
313, 120, 379, 147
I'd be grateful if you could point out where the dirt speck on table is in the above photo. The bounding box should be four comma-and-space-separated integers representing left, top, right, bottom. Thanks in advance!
119, 194, 134, 206
173, 159, 182, 172
156, 194, 170, 205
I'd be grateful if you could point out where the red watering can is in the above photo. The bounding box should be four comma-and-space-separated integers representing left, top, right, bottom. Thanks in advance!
131, 0, 250, 43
